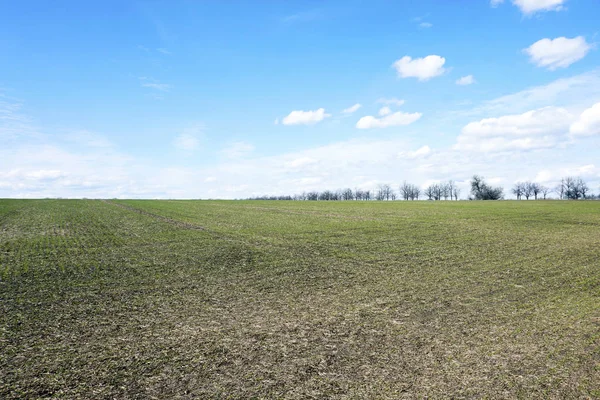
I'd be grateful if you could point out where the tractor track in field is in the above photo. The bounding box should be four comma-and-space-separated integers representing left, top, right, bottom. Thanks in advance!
102, 200, 208, 231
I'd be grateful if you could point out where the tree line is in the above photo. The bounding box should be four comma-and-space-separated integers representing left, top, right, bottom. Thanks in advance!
247, 175, 597, 201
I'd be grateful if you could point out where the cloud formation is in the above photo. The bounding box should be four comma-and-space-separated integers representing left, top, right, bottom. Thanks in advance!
491, 0, 566, 15
282, 108, 331, 125
455, 106, 574, 152
356, 111, 422, 129
524, 36, 591, 70
220, 141, 255, 159
392, 55, 446, 81
342, 103, 362, 114
570, 102, 600, 137
456, 75, 475, 85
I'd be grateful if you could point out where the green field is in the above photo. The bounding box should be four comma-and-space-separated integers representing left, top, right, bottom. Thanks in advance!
1, 199, 599, 398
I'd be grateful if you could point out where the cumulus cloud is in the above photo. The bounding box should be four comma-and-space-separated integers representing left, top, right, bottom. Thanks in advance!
378, 106, 392, 116
513, 0, 566, 14
491, 0, 566, 14
282, 108, 331, 125
392, 55, 446, 81
356, 111, 422, 129
419, 22, 432, 28
570, 102, 600, 137
456, 75, 475, 85
342, 103, 362, 114
455, 106, 574, 152
524, 36, 591, 70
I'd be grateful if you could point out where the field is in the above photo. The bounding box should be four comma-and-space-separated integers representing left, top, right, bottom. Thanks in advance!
1, 199, 599, 398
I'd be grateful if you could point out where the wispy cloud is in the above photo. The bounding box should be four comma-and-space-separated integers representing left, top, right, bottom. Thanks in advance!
173, 124, 203, 151
220, 141, 255, 159
139, 77, 172, 91
377, 98, 405, 107
342, 103, 362, 114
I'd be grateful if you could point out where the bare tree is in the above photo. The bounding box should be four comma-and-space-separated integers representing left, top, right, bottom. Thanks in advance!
341, 188, 354, 201
470, 175, 504, 200
540, 185, 550, 199
531, 182, 541, 200
424, 185, 434, 200
452, 186, 461, 200
400, 181, 412, 201
512, 182, 524, 200
412, 186, 421, 200
442, 182, 450, 200
523, 181, 533, 200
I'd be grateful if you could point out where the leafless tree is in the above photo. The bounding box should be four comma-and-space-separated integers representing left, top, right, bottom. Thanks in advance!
452, 186, 461, 200
512, 182, 524, 200
540, 185, 550, 199
523, 181, 533, 200
412, 186, 421, 200
470, 175, 504, 200
442, 183, 450, 200
531, 182, 541, 200
558, 176, 589, 199
400, 181, 412, 201
341, 188, 354, 201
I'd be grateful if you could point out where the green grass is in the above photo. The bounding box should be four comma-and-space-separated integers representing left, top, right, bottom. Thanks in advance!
1, 199, 599, 398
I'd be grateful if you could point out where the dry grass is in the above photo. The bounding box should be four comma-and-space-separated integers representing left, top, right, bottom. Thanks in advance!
1, 199, 599, 398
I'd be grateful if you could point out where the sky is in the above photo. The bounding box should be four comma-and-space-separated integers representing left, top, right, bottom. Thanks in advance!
1, 0, 600, 199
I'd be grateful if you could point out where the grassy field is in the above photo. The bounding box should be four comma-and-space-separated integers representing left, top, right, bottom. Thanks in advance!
1, 199, 599, 398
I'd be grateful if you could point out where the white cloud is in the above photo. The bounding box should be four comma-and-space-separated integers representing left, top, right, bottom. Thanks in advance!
455, 106, 574, 152
282, 108, 331, 125
342, 103, 362, 114
392, 55, 446, 81
419, 22, 433, 28
399, 145, 432, 159
513, 0, 566, 15
139, 77, 172, 91
377, 98, 405, 106
220, 141, 255, 159
284, 157, 317, 169
491, 0, 566, 14
157, 48, 171, 55
570, 102, 600, 137
456, 75, 475, 85
174, 124, 204, 152
454, 70, 600, 119
173, 133, 200, 151
378, 106, 392, 116
204, 176, 217, 183
524, 36, 591, 70
535, 164, 600, 184
356, 111, 422, 129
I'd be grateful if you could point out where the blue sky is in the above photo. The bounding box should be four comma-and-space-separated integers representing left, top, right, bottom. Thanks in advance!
1, 0, 600, 198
